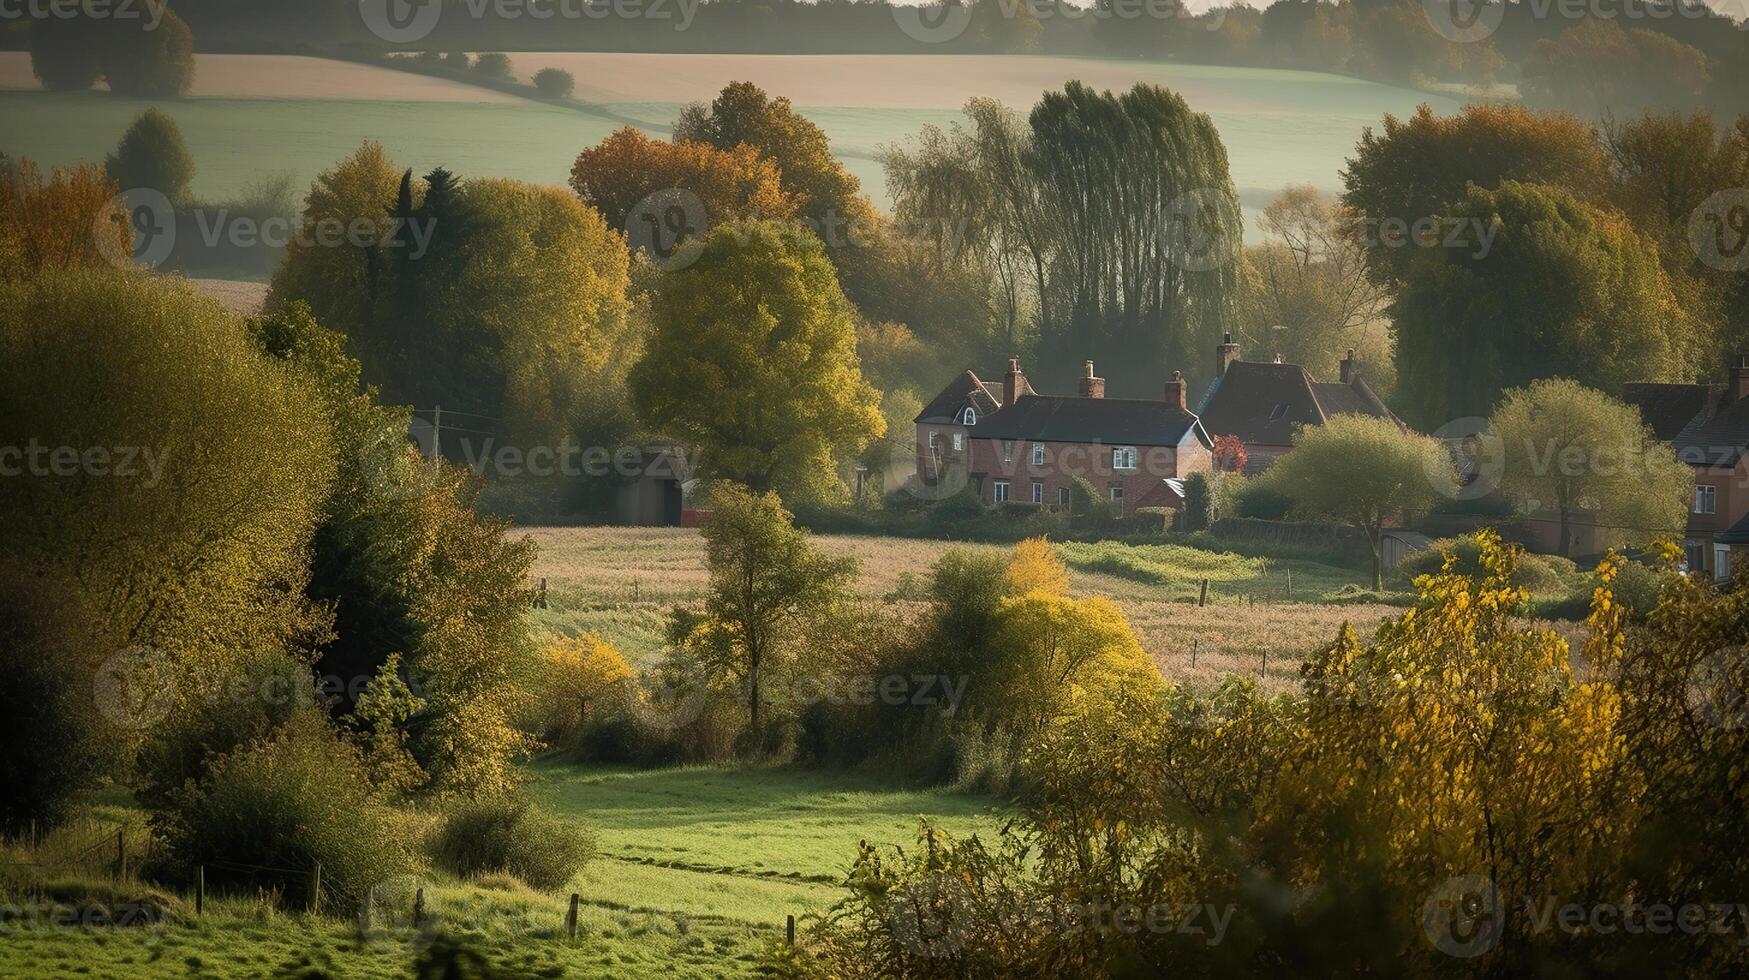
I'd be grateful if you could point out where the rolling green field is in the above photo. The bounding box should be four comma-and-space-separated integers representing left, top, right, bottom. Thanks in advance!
527, 526, 1393, 693
0, 52, 1464, 215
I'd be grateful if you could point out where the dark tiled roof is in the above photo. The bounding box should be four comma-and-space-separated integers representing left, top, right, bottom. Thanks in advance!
1621, 383, 1719, 442
916, 369, 1028, 423
1197, 361, 1402, 446
1673, 395, 1749, 467
974, 395, 1208, 448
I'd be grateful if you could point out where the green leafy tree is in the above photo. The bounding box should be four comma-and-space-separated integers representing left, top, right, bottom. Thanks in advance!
102, 7, 195, 98
1343, 103, 1609, 287
105, 108, 195, 205
473, 52, 514, 82
696, 484, 855, 738
630, 220, 884, 502
1490, 378, 1690, 557
1266, 414, 1451, 588
1523, 20, 1713, 120
1392, 181, 1700, 428
252, 302, 540, 799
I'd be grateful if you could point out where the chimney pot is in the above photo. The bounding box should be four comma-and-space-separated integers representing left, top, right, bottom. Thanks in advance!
1164, 370, 1187, 411
1339, 348, 1357, 385
1216, 333, 1240, 378
1003, 357, 1025, 407
1079, 360, 1105, 399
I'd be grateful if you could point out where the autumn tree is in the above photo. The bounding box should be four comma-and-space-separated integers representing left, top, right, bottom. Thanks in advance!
1342, 103, 1609, 287
105, 108, 195, 205
697, 484, 855, 739
1490, 379, 1690, 557
1391, 181, 1700, 427
630, 220, 885, 503
0, 159, 129, 278
1522, 20, 1713, 120
533, 67, 575, 99
569, 126, 795, 234
1266, 414, 1451, 588
1239, 185, 1388, 379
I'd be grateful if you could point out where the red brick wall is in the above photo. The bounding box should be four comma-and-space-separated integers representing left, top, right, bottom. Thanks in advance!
949, 435, 1210, 513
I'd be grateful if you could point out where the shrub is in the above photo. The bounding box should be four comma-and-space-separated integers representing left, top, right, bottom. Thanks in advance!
1396, 534, 1574, 594
473, 52, 514, 82
105, 108, 195, 205
1233, 481, 1292, 519
432, 795, 594, 891
28, 16, 102, 91
533, 67, 575, 99
159, 716, 416, 912
533, 634, 634, 744
442, 51, 472, 70
1180, 471, 1211, 532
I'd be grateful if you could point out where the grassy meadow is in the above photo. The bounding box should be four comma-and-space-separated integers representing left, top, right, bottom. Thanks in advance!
0, 50, 1463, 215
527, 526, 1397, 694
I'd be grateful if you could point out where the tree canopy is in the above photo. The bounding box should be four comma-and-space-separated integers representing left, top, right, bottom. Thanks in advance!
630, 220, 885, 503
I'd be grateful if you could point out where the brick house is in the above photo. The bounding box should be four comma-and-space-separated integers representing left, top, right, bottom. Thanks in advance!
1195, 333, 1405, 473
1622, 360, 1749, 580
914, 358, 1214, 514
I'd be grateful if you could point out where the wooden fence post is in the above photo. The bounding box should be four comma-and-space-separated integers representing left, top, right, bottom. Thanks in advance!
1198, 578, 1209, 607
310, 862, 322, 917
787, 913, 796, 946
196, 865, 204, 915
1261, 649, 1268, 680
413, 887, 424, 927
566, 893, 579, 939
1190, 638, 1198, 668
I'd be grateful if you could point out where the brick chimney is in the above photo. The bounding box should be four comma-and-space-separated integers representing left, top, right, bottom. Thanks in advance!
1216, 332, 1239, 378
1733, 355, 1749, 403
1339, 348, 1357, 385
1164, 370, 1187, 411
1079, 360, 1105, 399
1003, 356, 1025, 407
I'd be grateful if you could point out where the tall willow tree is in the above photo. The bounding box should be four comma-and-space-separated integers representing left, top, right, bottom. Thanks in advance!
881, 83, 1242, 395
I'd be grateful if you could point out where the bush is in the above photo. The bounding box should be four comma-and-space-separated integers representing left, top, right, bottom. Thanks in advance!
159, 716, 416, 912
1180, 472, 1211, 532
533, 67, 575, 99
105, 108, 195, 205
473, 52, 514, 82
432, 795, 594, 891
28, 16, 102, 91
1396, 535, 1575, 594
1234, 481, 1292, 519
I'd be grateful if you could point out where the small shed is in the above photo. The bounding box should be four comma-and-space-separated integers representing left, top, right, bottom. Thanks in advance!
1380, 530, 1433, 575
613, 447, 691, 527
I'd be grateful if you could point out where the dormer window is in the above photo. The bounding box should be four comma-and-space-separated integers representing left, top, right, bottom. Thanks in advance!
960, 407, 977, 426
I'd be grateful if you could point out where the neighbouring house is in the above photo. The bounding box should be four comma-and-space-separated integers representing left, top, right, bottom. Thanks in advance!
1195, 334, 1405, 473
1623, 360, 1749, 580
1380, 529, 1434, 576
914, 357, 1214, 515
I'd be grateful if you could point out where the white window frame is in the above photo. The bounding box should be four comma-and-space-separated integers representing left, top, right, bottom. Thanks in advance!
1002, 440, 1015, 463
1109, 483, 1124, 503
1031, 481, 1044, 504
1058, 486, 1070, 506
952, 432, 964, 452
960, 407, 977, 426
1031, 444, 1045, 465
993, 480, 1010, 503
1716, 544, 1732, 581
1112, 447, 1138, 471
927, 431, 939, 449
1696, 484, 1718, 515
